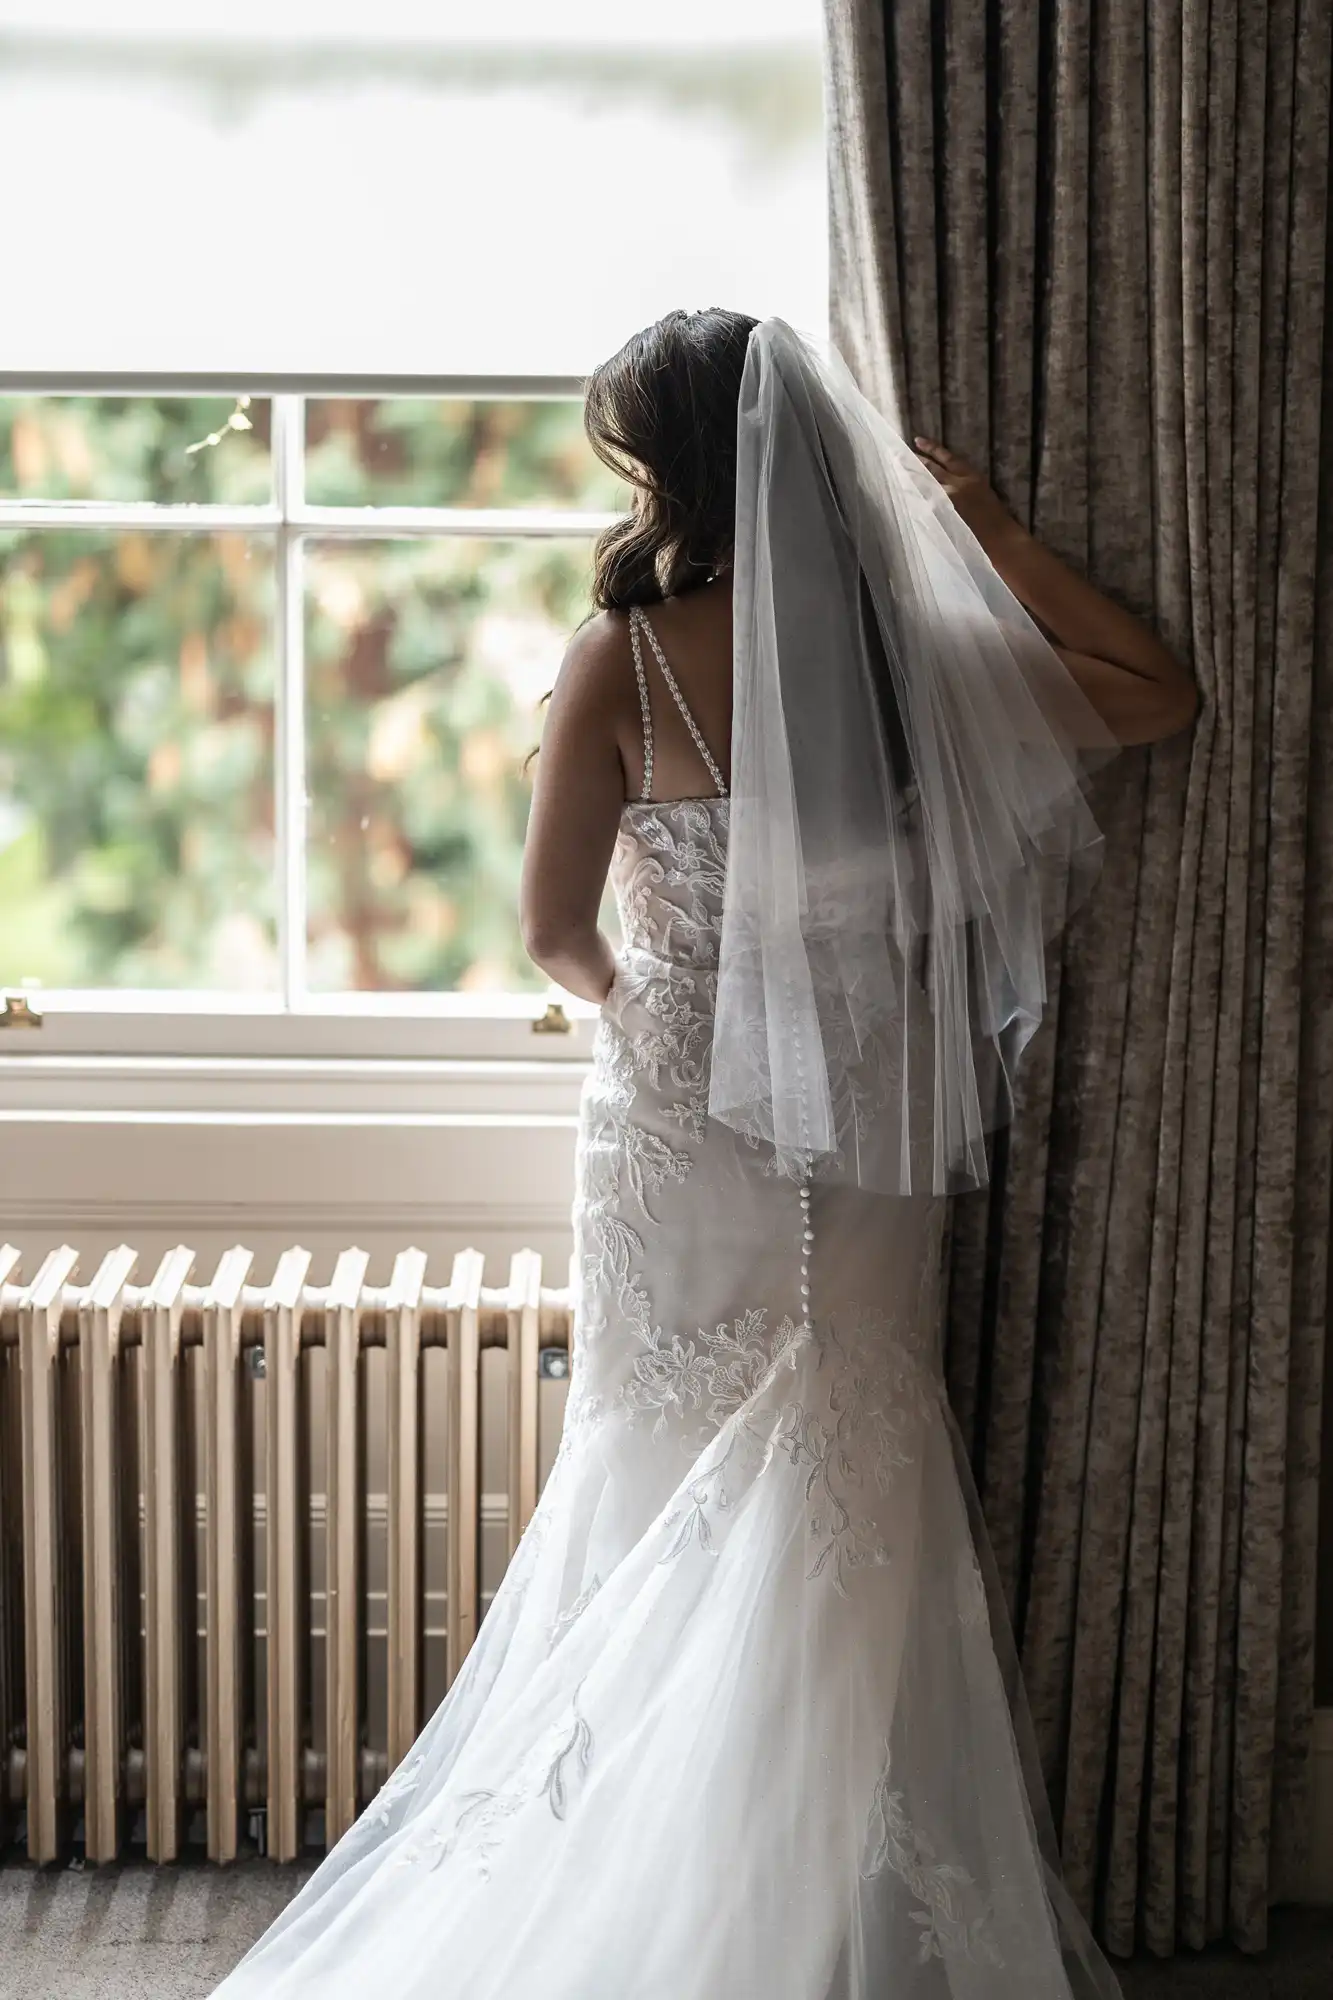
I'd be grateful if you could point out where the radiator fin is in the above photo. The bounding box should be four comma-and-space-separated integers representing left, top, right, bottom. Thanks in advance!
0, 1242, 574, 1867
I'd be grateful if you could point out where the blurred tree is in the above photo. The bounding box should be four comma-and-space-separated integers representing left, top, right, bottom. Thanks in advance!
304, 397, 626, 513
305, 533, 592, 995
0, 395, 608, 995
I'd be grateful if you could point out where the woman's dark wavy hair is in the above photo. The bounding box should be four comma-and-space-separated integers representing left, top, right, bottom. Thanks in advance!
584, 307, 759, 610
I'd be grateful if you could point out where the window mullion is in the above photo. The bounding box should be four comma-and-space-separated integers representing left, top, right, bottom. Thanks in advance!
288, 504, 619, 539
272, 396, 307, 1013
0, 501, 281, 533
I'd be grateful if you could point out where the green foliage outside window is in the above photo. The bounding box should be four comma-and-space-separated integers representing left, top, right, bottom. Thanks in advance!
0, 396, 616, 995
305, 535, 592, 996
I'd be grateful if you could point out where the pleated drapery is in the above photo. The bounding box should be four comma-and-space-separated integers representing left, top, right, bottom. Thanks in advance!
824, 0, 1332, 1958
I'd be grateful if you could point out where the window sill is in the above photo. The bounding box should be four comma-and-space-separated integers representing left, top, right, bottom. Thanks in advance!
0, 1000, 592, 1241
0, 1054, 589, 1125
0, 992, 599, 1071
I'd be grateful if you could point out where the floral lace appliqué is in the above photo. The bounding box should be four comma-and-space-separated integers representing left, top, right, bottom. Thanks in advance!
628, 1300, 943, 1596
622, 1305, 803, 1442
541, 1688, 595, 1820
957, 1548, 990, 1630
548, 1573, 603, 1649
392, 1682, 597, 1875
863, 1744, 1003, 1967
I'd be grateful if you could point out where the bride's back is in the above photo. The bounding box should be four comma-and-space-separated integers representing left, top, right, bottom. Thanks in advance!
617, 582, 734, 803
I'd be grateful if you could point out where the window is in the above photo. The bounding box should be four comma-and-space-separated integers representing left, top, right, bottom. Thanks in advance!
0, 4, 826, 1063
1, 392, 619, 1016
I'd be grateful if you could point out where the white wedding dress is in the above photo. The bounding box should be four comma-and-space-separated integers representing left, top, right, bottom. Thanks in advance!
214, 611, 1121, 1999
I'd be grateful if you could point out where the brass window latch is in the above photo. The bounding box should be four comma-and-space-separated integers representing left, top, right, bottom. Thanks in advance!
532, 1000, 571, 1035
0, 989, 43, 1029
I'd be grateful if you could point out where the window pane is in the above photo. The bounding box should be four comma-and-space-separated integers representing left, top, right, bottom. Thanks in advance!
0, 531, 277, 989
305, 400, 628, 512
305, 537, 589, 995
0, 397, 272, 505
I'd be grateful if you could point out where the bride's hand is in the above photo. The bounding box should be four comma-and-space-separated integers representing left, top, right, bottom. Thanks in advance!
912, 437, 1022, 558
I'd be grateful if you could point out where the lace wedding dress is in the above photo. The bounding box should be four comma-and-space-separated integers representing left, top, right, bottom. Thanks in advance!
214, 607, 1120, 1999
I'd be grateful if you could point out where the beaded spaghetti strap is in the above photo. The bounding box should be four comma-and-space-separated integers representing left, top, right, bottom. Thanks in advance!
629, 607, 656, 801
629, 606, 728, 800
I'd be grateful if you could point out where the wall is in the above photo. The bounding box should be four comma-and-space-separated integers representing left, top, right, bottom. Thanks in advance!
0, 1090, 582, 1289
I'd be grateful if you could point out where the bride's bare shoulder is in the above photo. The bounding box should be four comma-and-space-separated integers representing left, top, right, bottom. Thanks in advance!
551, 609, 636, 720
562, 606, 629, 666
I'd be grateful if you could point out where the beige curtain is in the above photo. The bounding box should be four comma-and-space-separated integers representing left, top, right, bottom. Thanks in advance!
824, 0, 1332, 1959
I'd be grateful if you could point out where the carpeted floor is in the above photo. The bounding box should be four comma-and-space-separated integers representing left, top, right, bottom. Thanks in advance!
0, 1858, 1329, 1999
0, 1859, 314, 1999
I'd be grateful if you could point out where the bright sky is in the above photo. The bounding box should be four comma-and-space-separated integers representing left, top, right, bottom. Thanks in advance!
0, 2, 819, 43
1, 4, 826, 377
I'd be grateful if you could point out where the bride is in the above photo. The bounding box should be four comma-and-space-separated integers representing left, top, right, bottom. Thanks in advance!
213, 312, 1196, 1997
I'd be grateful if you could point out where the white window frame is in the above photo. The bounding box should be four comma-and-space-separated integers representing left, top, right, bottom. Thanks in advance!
0, 371, 615, 1075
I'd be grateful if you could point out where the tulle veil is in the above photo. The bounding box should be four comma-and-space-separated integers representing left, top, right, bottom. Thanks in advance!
709, 317, 1119, 1195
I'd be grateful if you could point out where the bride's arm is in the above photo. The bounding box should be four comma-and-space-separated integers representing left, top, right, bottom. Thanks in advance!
520, 616, 626, 1005
913, 437, 1199, 747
